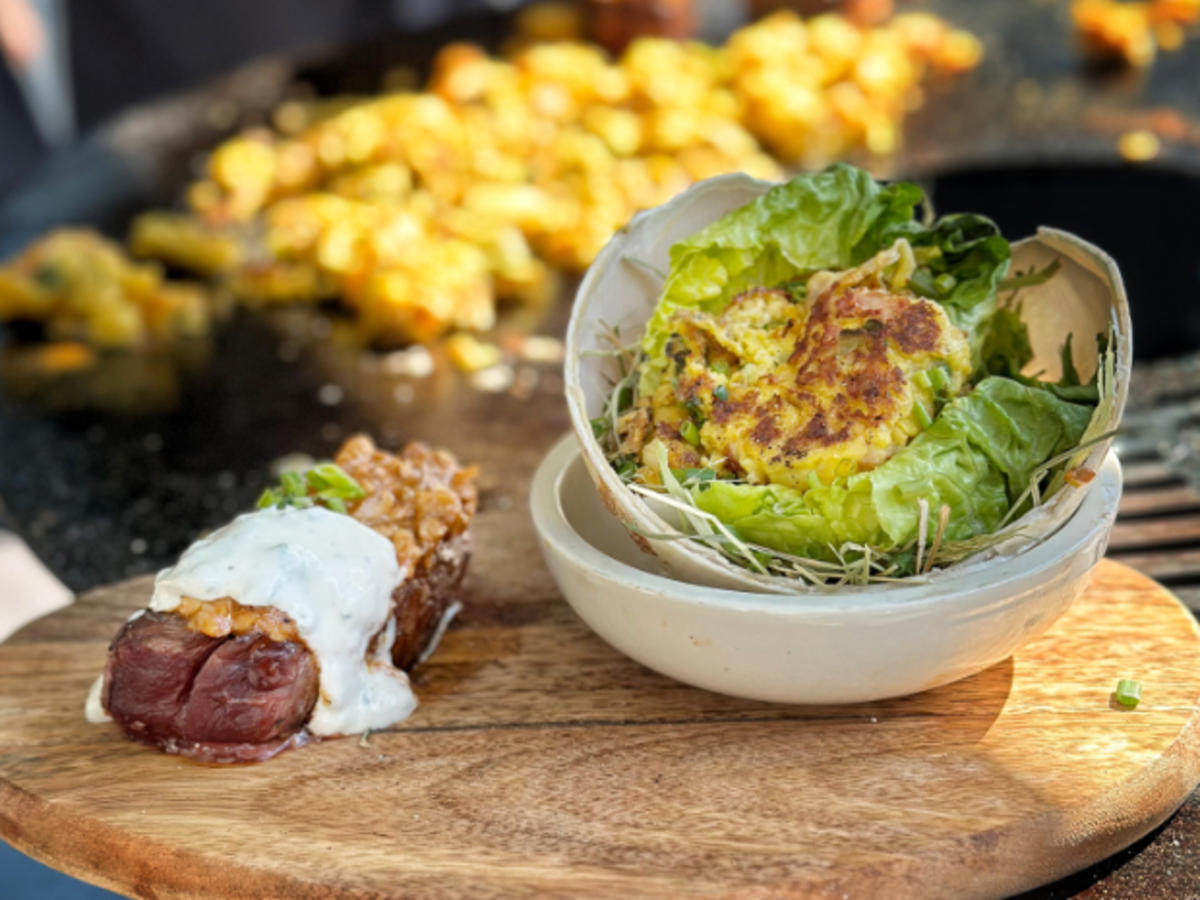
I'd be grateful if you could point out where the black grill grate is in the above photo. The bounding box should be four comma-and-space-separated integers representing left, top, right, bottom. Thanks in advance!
1111, 353, 1200, 609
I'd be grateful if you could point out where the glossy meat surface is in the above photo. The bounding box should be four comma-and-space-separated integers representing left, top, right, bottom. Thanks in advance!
99, 435, 478, 762
103, 611, 317, 763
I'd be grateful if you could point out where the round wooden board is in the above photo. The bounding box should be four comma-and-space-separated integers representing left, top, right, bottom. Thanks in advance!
0, 559, 1198, 899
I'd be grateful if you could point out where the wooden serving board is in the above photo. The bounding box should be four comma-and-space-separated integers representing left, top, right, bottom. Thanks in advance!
0, 559, 1198, 899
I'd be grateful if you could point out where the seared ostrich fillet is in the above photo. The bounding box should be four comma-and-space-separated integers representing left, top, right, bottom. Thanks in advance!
90, 435, 477, 763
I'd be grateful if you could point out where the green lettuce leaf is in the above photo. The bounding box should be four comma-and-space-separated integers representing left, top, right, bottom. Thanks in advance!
979, 305, 1033, 379
688, 377, 1091, 561
935, 376, 1093, 497
674, 163, 923, 266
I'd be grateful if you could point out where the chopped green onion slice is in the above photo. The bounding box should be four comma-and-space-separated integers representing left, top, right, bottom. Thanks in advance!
913, 399, 933, 429
933, 273, 957, 294
998, 258, 1060, 292
306, 463, 366, 500
257, 461, 366, 515
280, 470, 307, 498
713, 384, 729, 402
927, 364, 949, 392
711, 361, 729, 375
1115, 679, 1142, 708
680, 420, 701, 446
591, 416, 611, 438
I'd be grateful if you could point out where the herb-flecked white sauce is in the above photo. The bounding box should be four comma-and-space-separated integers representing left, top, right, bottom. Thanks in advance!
87, 506, 415, 736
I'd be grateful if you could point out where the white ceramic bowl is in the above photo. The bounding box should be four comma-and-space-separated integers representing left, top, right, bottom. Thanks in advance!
531, 434, 1122, 704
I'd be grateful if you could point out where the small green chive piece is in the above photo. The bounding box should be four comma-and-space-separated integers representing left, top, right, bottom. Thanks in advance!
680, 420, 701, 446
711, 361, 729, 376
913, 399, 933, 429
927, 365, 949, 391
713, 384, 729, 403
280, 471, 307, 498
1115, 679, 1142, 708
323, 496, 348, 514
591, 416, 611, 438
256, 488, 280, 510
308, 463, 366, 500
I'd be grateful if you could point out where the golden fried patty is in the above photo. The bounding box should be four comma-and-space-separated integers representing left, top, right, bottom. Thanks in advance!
624, 284, 971, 488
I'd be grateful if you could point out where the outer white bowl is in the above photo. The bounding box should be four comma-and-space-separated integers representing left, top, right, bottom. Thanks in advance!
531, 434, 1122, 704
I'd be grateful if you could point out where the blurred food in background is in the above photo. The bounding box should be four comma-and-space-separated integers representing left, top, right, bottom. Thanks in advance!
583, 0, 697, 54
0, 338, 212, 414
1071, 0, 1200, 67
0, 229, 212, 347
1, 3, 982, 355
747, 0, 894, 28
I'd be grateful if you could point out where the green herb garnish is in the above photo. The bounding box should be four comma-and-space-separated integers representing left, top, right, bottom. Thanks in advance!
257, 462, 366, 514
713, 384, 729, 402
680, 420, 701, 446
1060, 333, 1082, 388
614, 455, 638, 480
913, 399, 933, 429
1114, 679, 1142, 708
926, 364, 949, 392
998, 258, 1061, 293
933, 273, 957, 295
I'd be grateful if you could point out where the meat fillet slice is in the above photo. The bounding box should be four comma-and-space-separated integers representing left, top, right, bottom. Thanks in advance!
335, 436, 478, 671
104, 612, 318, 763
97, 434, 478, 763
390, 531, 471, 670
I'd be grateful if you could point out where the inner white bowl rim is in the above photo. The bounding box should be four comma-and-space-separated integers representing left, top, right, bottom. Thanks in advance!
531, 433, 1121, 619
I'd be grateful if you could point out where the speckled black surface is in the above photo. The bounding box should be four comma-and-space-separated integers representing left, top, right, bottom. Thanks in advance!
0, 308, 387, 589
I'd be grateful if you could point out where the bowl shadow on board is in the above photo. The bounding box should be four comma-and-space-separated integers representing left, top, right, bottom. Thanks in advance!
550, 451, 1150, 891
559, 443, 1017, 743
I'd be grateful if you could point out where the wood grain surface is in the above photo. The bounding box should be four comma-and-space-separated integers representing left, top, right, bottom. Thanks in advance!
0, 558, 1197, 899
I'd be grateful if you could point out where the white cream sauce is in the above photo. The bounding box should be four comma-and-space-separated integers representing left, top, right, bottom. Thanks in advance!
84, 674, 111, 723
128, 506, 416, 736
